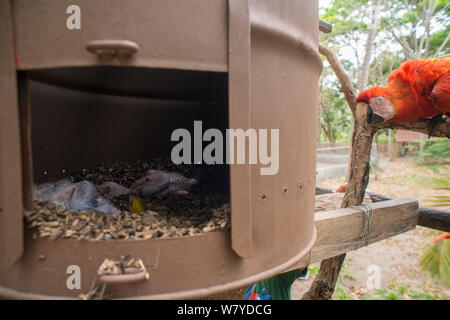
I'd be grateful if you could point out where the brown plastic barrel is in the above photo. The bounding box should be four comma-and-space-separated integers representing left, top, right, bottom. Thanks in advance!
0, 0, 321, 299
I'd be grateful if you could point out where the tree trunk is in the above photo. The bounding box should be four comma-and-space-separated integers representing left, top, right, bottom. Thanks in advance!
301, 254, 346, 300
358, 0, 380, 90
303, 45, 376, 300
321, 122, 335, 144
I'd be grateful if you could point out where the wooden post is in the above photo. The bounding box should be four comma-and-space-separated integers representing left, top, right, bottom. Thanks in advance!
0, 0, 24, 269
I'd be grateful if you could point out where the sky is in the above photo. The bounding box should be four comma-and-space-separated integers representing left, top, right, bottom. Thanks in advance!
320, 0, 332, 9
318, 0, 360, 66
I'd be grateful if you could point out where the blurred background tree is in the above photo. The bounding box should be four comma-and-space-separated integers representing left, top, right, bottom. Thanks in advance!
318, 0, 450, 143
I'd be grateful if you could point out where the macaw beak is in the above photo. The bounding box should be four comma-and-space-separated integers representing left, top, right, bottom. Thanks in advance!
366, 105, 385, 124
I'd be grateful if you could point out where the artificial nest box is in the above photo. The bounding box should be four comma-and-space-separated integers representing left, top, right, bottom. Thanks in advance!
0, 0, 321, 299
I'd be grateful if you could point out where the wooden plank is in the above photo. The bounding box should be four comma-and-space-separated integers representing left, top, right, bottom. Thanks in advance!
319, 19, 332, 33
417, 207, 450, 232
368, 190, 450, 232
228, 0, 252, 258
285, 198, 418, 272
316, 187, 450, 232
0, 0, 24, 269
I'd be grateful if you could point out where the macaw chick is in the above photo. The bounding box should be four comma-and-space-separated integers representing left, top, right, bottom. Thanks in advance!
35, 180, 120, 214
96, 181, 130, 199
96, 181, 146, 213
67, 181, 121, 214
33, 179, 73, 208
130, 170, 198, 198
356, 57, 450, 127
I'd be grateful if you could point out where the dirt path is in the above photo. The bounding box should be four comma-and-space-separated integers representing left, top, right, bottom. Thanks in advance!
291, 157, 450, 300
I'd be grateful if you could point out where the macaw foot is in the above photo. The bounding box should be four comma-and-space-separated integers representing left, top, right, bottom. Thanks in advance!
427, 114, 446, 138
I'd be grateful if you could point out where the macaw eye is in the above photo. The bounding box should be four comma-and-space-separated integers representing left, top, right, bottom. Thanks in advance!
377, 97, 383, 103
106, 186, 110, 190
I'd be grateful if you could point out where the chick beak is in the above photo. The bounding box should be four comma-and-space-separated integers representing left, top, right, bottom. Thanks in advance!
366, 105, 385, 124
128, 194, 145, 213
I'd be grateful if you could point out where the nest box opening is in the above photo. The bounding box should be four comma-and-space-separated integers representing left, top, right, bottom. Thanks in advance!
23, 66, 233, 241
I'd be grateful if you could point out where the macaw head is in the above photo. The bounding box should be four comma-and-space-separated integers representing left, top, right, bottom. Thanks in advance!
356, 86, 395, 124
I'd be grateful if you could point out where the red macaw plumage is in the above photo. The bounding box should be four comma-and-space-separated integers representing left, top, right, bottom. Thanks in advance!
356, 57, 450, 124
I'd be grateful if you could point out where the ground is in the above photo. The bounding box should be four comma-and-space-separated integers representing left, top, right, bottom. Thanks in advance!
291, 157, 450, 300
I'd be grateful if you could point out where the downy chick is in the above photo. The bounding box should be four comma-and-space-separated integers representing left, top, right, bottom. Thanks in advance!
130, 170, 197, 198
68, 181, 121, 214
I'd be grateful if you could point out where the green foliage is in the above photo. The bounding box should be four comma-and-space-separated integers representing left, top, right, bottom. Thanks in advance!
319, 84, 353, 143
333, 285, 353, 300
415, 176, 450, 189
378, 0, 450, 59
419, 138, 450, 160
363, 283, 446, 300
427, 177, 450, 209
331, 263, 357, 300
420, 232, 450, 286
429, 25, 450, 56
418, 173, 450, 283
307, 263, 320, 276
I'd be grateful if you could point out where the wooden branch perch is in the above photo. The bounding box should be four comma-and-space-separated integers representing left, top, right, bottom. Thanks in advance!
319, 44, 357, 115
376, 120, 450, 139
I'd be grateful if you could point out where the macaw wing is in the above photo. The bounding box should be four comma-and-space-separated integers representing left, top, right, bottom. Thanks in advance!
430, 72, 450, 114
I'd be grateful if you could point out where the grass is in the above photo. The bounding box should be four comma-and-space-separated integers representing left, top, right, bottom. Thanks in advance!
308, 263, 320, 276
415, 160, 449, 173
331, 262, 358, 300
307, 262, 355, 280
414, 172, 450, 209
304, 262, 358, 300
414, 176, 450, 190
421, 230, 450, 286
362, 283, 447, 300
333, 284, 354, 300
